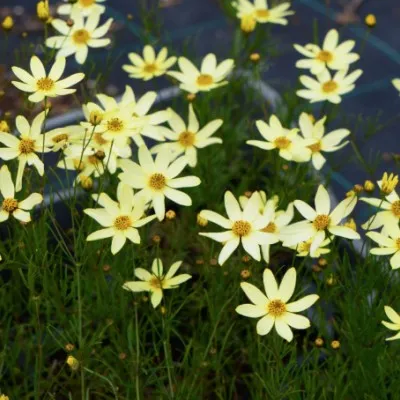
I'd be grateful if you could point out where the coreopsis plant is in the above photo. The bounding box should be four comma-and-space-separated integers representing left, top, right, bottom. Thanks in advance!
366, 225, 400, 269
232, 0, 294, 26
236, 268, 319, 341
123, 45, 177, 81
0, 165, 43, 223
294, 29, 359, 75
118, 146, 201, 221
167, 53, 235, 94
297, 67, 363, 104
150, 104, 223, 167
122, 258, 192, 308
11, 56, 84, 103
246, 114, 312, 162
84, 184, 157, 254
0, 111, 51, 192
199, 191, 278, 265
239, 191, 294, 263
280, 185, 360, 256
382, 306, 400, 341
44, 125, 86, 152
298, 112, 351, 170
46, 11, 113, 64
290, 237, 331, 257
57, 0, 106, 16
82, 86, 169, 148
361, 184, 399, 234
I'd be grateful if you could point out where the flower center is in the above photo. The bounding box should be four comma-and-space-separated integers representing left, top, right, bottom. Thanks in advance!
322, 80, 338, 93
19, 138, 35, 154
52, 133, 69, 143
262, 222, 277, 233
232, 220, 251, 237
274, 136, 291, 149
144, 63, 157, 73
313, 214, 330, 230
392, 200, 400, 218
106, 118, 124, 133
267, 299, 286, 317
80, 0, 95, 6
2, 198, 18, 213
149, 277, 162, 289
149, 173, 166, 191
255, 9, 270, 18
317, 50, 333, 62
178, 131, 196, 147
36, 77, 54, 91
396, 238, 400, 250
72, 29, 90, 44
196, 74, 214, 87
87, 155, 101, 165
113, 215, 132, 231
308, 141, 322, 153
298, 240, 311, 253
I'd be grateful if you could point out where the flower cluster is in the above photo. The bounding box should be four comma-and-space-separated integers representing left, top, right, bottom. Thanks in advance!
295, 29, 362, 103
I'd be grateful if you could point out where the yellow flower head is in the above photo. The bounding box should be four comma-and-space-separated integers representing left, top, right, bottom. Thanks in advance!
241, 14, 257, 33
331, 340, 340, 349
66, 355, 80, 370
249, 53, 261, 62
0, 120, 10, 132
37, 0, 51, 22
365, 14, 376, 27
0, 395, 9, 400
381, 172, 398, 195
364, 180, 375, 192
1, 16, 14, 31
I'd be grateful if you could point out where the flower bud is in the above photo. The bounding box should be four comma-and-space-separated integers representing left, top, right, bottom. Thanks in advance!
1, 16, 14, 31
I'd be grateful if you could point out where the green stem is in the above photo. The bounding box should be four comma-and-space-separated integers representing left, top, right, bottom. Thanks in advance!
76, 264, 85, 400
161, 311, 174, 399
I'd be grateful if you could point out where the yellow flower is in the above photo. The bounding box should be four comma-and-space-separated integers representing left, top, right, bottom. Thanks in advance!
247, 114, 312, 162
381, 172, 398, 195
297, 67, 363, 104
12, 56, 84, 103
236, 267, 319, 341
249, 52, 261, 62
382, 306, 400, 341
84, 183, 157, 255
241, 14, 257, 33
233, 0, 294, 25
294, 29, 359, 75
167, 54, 234, 94
118, 146, 201, 221
0, 165, 43, 223
123, 45, 177, 81
123, 258, 192, 308
1, 16, 14, 31
37, 0, 50, 22
361, 185, 400, 234
58, 0, 106, 17
281, 185, 360, 257
0, 395, 9, 400
0, 111, 51, 191
367, 225, 400, 269
199, 191, 278, 265
365, 14, 376, 27
298, 112, 351, 170
46, 12, 113, 64
66, 355, 80, 370
0, 120, 10, 132
364, 180, 375, 192
150, 104, 223, 167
